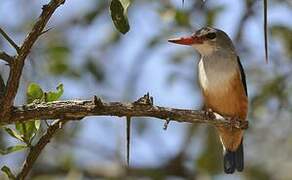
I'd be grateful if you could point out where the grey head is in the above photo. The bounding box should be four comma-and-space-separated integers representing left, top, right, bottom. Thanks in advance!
168, 27, 237, 56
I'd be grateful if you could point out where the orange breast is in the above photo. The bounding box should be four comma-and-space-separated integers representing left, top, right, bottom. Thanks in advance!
202, 72, 248, 151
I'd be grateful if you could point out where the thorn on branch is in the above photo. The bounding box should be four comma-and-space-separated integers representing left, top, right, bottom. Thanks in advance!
39, 27, 53, 36
134, 92, 153, 106
0, 75, 5, 99
44, 120, 50, 127
163, 117, 171, 130
43, 92, 48, 102
93, 95, 103, 108
42, 4, 49, 10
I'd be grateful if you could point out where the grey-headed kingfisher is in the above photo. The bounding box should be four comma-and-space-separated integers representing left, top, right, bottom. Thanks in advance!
168, 27, 248, 174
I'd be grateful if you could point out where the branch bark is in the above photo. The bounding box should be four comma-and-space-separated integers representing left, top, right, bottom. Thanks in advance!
2, 94, 248, 129
0, 0, 65, 122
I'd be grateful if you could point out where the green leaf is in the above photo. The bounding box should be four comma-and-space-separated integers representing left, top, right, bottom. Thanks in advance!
15, 120, 42, 144
1, 166, 16, 180
0, 145, 27, 155
35, 120, 41, 131
120, 0, 130, 11
46, 83, 64, 102
27, 83, 44, 103
110, 0, 130, 34
20, 84, 43, 143
4, 127, 23, 142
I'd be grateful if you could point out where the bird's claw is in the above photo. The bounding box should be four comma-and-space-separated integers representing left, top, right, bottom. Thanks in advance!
228, 117, 248, 130
239, 120, 249, 130
204, 108, 216, 120
229, 117, 239, 131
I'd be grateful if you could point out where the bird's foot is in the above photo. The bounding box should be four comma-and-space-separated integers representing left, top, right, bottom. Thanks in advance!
228, 117, 249, 130
204, 108, 216, 120
229, 117, 240, 131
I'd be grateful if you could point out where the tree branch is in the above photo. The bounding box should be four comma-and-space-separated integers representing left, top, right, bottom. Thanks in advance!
16, 120, 66, 180
0, 51, 14, 64
0, 0, 65, 121
3, 94, 248, 129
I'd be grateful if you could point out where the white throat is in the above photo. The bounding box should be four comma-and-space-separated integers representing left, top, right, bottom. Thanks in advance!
198, 51, 238, 92
192, 43, 217, 56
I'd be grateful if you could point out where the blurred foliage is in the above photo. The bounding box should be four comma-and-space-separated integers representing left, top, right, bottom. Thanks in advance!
47, 45, 70, 75
197, 127, 222, 174
206, 5, 225, 26
244, 165, 272, 180
250, 75, 288, 118
271, 25, 292, 58
175, 10, 191, 27
84, 58, 105, 83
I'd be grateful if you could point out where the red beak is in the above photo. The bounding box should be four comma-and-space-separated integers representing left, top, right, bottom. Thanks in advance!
168, 35, 203, 46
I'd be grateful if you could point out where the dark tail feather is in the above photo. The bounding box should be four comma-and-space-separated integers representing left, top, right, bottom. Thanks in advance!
235, 140, 244, 172
223, 140, 244, 174
224, 150, 235, 174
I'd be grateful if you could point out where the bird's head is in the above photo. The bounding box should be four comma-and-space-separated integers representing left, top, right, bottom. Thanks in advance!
168, 27, 235, 56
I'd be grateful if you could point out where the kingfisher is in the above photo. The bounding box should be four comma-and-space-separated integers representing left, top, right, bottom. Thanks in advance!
168, 27, 248, 174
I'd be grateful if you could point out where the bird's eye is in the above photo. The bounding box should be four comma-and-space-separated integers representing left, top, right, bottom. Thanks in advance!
205, 32, 216, 40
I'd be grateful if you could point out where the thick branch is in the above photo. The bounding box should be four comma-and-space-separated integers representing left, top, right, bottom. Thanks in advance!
3, 95, 248, 129
16, 120, 66, 180
0, 0, 65, 121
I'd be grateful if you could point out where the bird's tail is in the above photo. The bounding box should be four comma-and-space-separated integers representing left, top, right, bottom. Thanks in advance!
223, 139, 244, 174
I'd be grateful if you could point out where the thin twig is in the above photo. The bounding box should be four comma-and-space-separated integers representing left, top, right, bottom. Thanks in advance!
234, 1, 255, 43
0, 0, 65, 122
264, 0, 268, 63
0, 51, 14, 64
39, 27, 54, 36
0, 27, 20, 52
3, 95, 248, 130
16, 120, 67, 180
